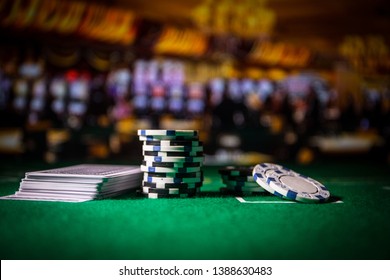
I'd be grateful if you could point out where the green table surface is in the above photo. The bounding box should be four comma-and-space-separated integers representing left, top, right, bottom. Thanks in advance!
1, 158, 389, 260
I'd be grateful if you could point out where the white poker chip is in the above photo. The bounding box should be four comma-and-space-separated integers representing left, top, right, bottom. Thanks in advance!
143, 155, 204, 163
143, 174, 203, 184
142, 192, 193, 199
138, 129, 198, 137
143, 151, 203, 157
138, 129, 198, 136
265, 169, 330, 203
139, 135, 198, 141
144, 140, 202, 147
142, 186, 194, 195
142, 181, 202, 189
144, 171, 202, 178
140, 165, 201, 173
142, 144, 203, 152
142, 160, 202, 168
252, 163, 297, 199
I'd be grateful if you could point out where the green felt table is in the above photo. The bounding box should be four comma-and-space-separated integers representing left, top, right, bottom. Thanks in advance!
0, 158, 389, 260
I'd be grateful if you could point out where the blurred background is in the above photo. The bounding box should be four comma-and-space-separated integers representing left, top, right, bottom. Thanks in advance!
0, 0, 389, 165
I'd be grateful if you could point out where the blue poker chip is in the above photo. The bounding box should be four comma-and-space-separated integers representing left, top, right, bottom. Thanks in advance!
265, 169, 330, 203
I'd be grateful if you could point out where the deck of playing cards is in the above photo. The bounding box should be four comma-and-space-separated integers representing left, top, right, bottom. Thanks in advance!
0, 164, 142, 202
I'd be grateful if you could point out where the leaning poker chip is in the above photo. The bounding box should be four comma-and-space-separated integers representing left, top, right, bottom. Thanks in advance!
143, 155, 204, 163
138, 129, 198, 137
144, 171, 202, 179
142, 144, 203, 152
143, 174, 203, 184
143, 150, 203, 157
142, 160, 202, 168
140, 165, 201, 173
142, 186, 199, 195
265, 169, 331, 203
252, 163, 293, 199
142, 181, 202, 189
218, 166, 253, 176
145, 140, 202, 147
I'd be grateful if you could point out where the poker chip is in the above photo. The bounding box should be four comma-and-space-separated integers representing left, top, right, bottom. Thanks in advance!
142, 144, 203, 152
252, 163, 331, 203
221, 174, 255, 182
142, 160, 202, 168
140, 165, 201, 173
222, 181, 266, 193
138, 129, 204, 198
142, 186, 199, 195
145, 140, 202, 147
144, 171, 202, 178
143, 150, 204, 157
218, 166, 253, 176
218, 166, 265, 195
140, 192, 195, 199
265, 169, 330, 203
139, 135, 198, 141
142, 181, 202, 189
143, 155, 204, 163
219, 187, 264, 196
222, 180, 260, 188
143, 174, 203, 184
138, 129, 198, 137
252, 163, 295, 199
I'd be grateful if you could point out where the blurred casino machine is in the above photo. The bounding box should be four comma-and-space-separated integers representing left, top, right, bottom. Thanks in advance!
0, 0, 389, 164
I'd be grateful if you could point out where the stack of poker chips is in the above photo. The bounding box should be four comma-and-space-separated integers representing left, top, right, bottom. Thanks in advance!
219, 164, 331, 203
219, 166, 266, 195
138, 129, 203, 198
